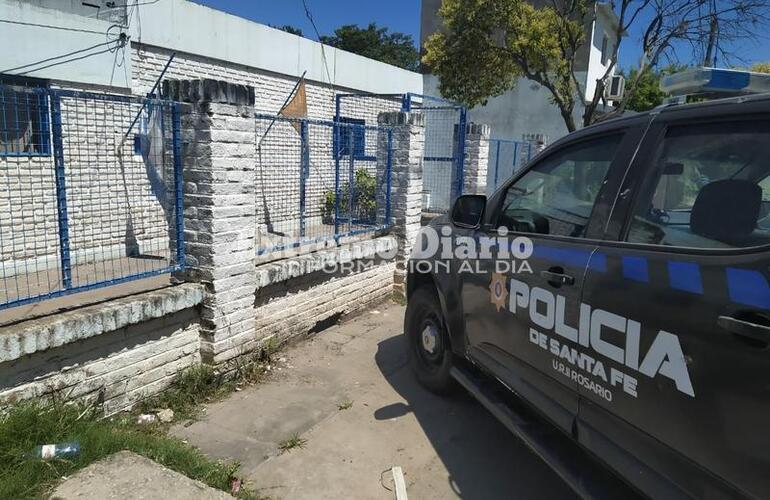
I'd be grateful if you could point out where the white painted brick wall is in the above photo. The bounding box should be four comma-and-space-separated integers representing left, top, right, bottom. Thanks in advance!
462, 123, 491, 196
133, 44, 341, 119
212, 259, 395, 363
0, 307, 200, 415
136, 45, 398, 243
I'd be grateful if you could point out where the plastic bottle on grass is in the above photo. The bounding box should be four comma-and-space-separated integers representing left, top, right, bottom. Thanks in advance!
30, 442, 80, 460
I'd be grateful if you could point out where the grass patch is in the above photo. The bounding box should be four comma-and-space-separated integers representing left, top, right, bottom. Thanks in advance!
0, 401, 253, 499
337, 400, 353, 411
0, 348, 277, 499
278, 434, 307, 453
391, 291, 406, 306
139, 353, 269, 422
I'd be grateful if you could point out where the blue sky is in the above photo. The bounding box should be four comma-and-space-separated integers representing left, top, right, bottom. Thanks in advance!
193, 0, 770, 70
192, 0, 421, 44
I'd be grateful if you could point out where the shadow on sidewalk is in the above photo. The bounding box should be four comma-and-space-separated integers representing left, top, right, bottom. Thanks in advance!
373, 333, 574, 500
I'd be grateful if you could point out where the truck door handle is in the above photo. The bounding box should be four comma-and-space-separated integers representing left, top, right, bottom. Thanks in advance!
540, 268, 575, 287
718, 315, 770, 346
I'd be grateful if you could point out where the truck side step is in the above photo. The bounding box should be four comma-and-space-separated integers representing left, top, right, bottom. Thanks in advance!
450, 364, 641, 500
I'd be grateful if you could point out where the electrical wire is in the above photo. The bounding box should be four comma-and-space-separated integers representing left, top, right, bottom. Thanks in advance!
107, 0, 160, 9
0, 18, 108, 35
13, 44, 125, 76
301, 0, 336, 96
1, 37, 124, 75
0, 0, 143, 77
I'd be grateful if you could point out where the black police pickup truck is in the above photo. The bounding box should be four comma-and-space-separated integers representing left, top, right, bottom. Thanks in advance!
404, 94, 770, 499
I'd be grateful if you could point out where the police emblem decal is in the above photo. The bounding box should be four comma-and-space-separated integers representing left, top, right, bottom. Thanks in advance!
489, 273, 508, 312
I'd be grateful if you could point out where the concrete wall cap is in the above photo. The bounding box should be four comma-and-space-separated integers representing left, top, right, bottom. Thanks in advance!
0, 284, 205, 364
255, 236, 397, 289
162, 79, 256, 106
377, 112, 425, 127
522, 132, 548, 144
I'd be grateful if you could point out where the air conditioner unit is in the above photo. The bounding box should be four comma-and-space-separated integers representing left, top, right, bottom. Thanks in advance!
605, 75, 625, 101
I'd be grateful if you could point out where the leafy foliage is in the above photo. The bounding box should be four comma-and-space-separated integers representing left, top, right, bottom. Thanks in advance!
620, 65, 685, 112
320, 23, 420, 71
751, 62, 770, 73
270, 24, 304, 37
424, 0, 770, 131
423, 0, 587, 131
322, 168, 377, 223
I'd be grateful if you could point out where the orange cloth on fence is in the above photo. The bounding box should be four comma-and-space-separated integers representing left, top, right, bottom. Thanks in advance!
279, 80, 307, 133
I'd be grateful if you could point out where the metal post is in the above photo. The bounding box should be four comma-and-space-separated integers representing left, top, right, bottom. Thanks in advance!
513, 142, 519, 173
333, 121, 341, 241
334, 93, 342, 124
401, 93, 412, 112
299, 120, 309, 238
348, 125, 355, 231
50, 93, 72, 289
38, 93, 51, 155
171, 102, 185, 270
493, 140, 501, 188
455, 107, 467, 200
385, 129, 393, 225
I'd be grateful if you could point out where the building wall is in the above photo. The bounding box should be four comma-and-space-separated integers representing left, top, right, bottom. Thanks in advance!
0, 0, 132, 89
130, 0, 421, 98
423, 74, 581, 145
135, 45, 396, 239
584, 4, 620, 103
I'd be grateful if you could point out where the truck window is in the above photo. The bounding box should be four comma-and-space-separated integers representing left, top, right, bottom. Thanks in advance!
626, 120, 770, 249
497, 134, 622, 238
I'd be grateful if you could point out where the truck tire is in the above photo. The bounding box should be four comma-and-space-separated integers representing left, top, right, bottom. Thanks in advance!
404, 286, 456, 394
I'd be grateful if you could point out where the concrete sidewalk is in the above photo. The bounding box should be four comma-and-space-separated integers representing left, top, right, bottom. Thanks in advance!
52, 451, 232, 500
172, 301, 573, 499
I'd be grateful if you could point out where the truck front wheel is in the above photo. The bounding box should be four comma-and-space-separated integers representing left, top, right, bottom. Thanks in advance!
404, 286, 456, 394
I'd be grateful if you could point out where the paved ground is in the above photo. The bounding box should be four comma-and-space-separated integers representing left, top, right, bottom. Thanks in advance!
52, 451, 231, 500
172, 301, 573, 499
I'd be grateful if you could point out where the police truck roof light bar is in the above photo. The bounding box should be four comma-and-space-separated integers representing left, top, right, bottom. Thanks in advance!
661, 67, 770, 98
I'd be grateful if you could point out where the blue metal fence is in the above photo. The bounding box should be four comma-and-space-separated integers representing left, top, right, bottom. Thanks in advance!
0, 85, 184, 310
402, 93, 466, 213
255, 114, 393, 255
335, 92, 467, 213
487, 138, 533, 193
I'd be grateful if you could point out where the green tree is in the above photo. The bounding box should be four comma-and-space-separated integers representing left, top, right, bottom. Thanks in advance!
320, 23, 420, 72
424, 0, 770, 132
620, 65, 685, 112
270, 25, 304, 37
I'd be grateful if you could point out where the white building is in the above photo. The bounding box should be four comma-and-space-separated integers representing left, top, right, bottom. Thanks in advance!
0, 0, 422, 114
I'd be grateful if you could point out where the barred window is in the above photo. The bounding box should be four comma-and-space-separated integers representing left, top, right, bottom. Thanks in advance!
337, 116, 366, 158
0, 76, 50, 156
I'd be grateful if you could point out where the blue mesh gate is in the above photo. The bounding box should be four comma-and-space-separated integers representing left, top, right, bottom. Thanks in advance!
255, 114, 393, 255
335, 92, 467, 213
487, 138, 533, 193
0, 85, 184, 310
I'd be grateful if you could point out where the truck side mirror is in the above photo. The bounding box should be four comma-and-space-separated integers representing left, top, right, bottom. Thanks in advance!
450, 195, 486, 228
